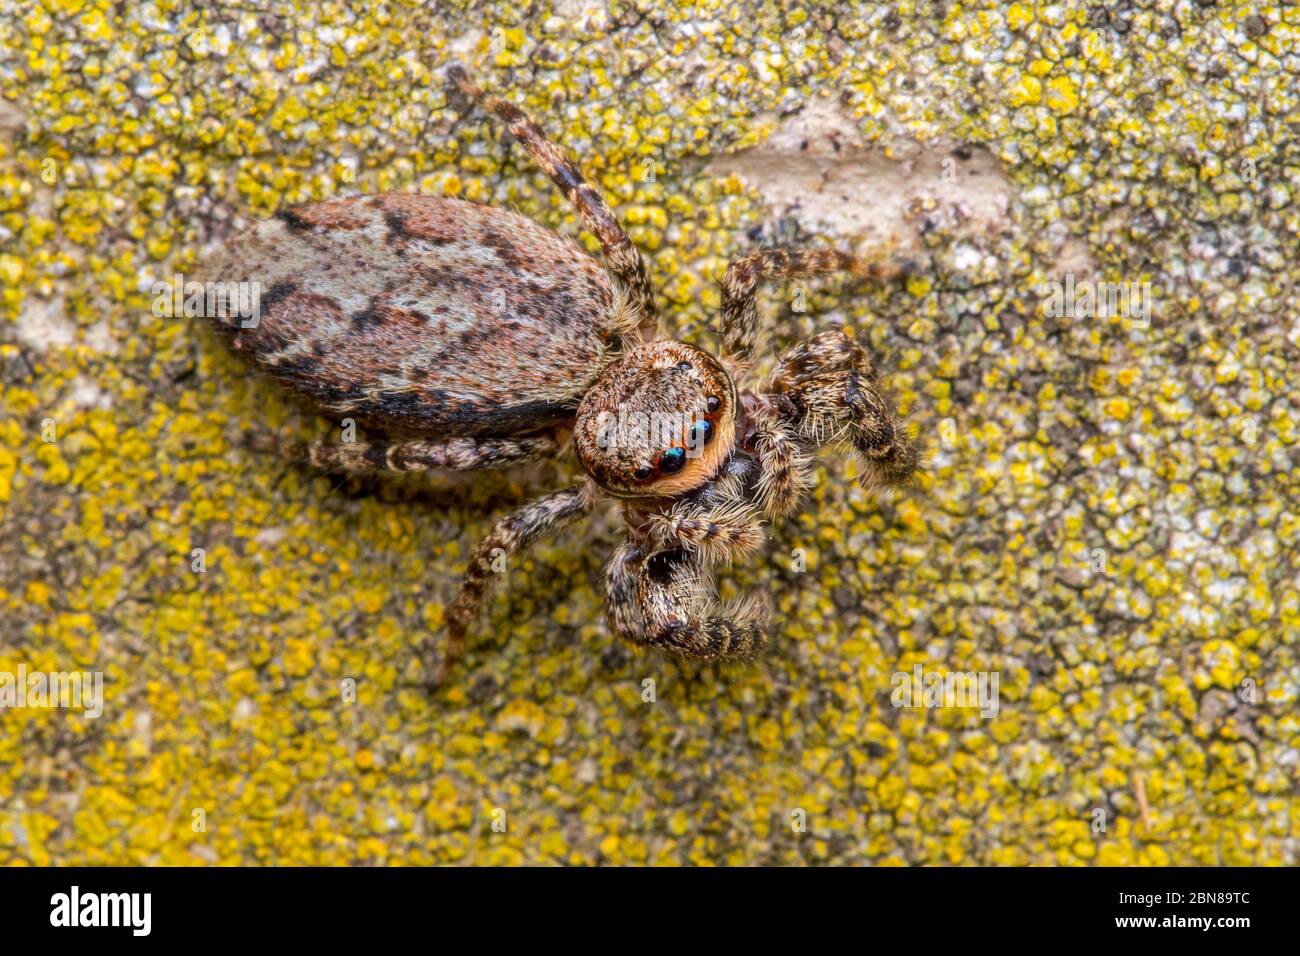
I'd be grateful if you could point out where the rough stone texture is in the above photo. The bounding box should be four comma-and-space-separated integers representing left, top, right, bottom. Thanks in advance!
1, 0, 1297, 865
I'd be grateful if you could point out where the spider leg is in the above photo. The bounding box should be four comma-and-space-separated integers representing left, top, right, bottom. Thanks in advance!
766, 330, 921, 494
448, 65, 658, 341
636, 548, 770, 663
720, 248, 908, 365
745, 402, 814, 521
435, 481, 597, 686
640, 497, 767, 565
247, 433, 562, 474
604, 541, 646, 646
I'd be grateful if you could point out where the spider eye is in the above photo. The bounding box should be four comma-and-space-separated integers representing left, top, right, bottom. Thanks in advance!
689, 419, 713, 447
676, 361, 693, 373
705, 395, 722, 414
658, 447, 687, 474
633, 464, 653, 481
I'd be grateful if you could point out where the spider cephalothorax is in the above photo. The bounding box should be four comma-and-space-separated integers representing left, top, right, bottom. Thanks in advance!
202, 65, 923, 686
573, 342, 738, 499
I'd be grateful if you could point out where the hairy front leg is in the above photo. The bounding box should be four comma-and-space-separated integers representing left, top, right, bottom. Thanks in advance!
624, 453, 769, 563
604, 541, 647, 646
448, 65, 657, 340
767, 330, 921, 494
741, 394, 814, 522
606, 545, 769, 663
640, 498, 767, 565
435, 481, 597, 686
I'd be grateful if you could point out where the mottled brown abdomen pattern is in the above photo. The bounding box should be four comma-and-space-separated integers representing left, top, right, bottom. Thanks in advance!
201, 194, 624, 436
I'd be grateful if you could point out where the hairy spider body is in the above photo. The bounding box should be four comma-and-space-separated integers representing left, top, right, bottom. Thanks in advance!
202, 65, 923, 687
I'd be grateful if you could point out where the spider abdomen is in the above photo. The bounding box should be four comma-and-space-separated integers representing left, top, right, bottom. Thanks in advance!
201, 194, 625, 436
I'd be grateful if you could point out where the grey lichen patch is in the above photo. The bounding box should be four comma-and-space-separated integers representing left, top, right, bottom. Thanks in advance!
0, 97, 25, 143
15, 297, 75, 352
708, 97, 1019, 273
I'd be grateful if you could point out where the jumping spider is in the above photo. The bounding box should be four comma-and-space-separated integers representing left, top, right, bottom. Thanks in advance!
201, 66, 922, 686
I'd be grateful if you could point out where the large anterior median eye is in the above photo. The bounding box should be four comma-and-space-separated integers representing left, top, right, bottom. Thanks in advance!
689, 418, 713, 448
658, 447, 687, 474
